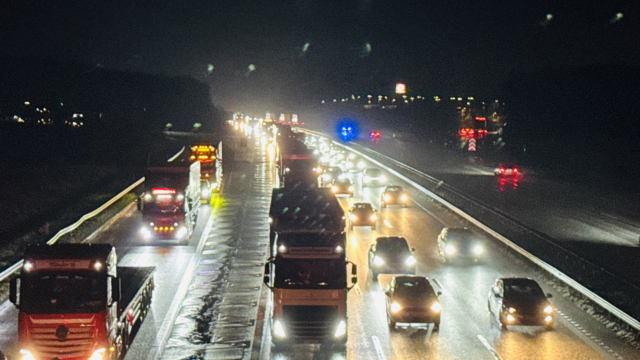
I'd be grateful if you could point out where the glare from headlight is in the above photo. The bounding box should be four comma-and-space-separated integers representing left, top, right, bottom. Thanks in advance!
544, 305, 553, 314
140, 227, 152, 239
544, 315, 553, 323
373, 256, 384, 266
400, 194, 408, 201
370, 214, 377, 221
278, 245, 287, 253
19, 350, 36, 360
390, 302, 402, 313
273, 320, 286, 338
89, 348, 106, 360
350, 214, 357, 221
506, 314, 515, 322
348, 186, 354, 192
384, 195, 391, 202
473, 245, 483, 254
332, 186, 338, 192
431, 302, 441, 312
405, 256, 416, 266
176, 227, 188, 238
508, 307, 517, 314
334, 320, 347, 338
268, 217, 273, 224
445, 245, 456, 254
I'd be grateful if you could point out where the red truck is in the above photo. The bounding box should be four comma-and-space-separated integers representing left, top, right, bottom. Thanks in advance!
10, 243, 154, 360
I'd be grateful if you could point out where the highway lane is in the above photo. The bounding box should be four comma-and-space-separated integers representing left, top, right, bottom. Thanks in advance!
267, 165, 636, 359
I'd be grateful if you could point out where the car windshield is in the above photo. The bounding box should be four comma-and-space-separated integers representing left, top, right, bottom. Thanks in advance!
447, 230, 475, 243
377, 238, 410, 253
504, 280, 545, 298
354, 204, 373, 211
386, 186, 402, 192
273, 259, 346, 289
395, 279, 435, 299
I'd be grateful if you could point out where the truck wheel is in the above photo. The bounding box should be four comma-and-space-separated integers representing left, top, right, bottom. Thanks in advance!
388, 318, 396, 330
433, 317, 441, 331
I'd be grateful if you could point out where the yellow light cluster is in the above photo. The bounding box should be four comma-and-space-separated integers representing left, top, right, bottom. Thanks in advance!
154, 226, 175, 232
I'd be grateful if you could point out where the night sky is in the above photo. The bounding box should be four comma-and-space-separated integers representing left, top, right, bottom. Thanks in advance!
2, 0, 636, 112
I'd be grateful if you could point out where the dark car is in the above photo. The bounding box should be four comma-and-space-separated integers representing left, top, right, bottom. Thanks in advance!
436, 227, 484, 263
381, 185, 410, 208
332, 177, 354, 196
362, 168, 386, 187
494, 163, 520, 177
322, 166, 344, 186
385, 276, 442, 330
349, 203, 377, 230
488, 277, 554, 331
368, 236, 416, 278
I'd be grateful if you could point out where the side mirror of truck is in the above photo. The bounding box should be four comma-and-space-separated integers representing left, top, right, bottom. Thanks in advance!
263, 263, 272, 288
111, 277, 121, 304
9, 277, 19, 307
348, 262, 358, 289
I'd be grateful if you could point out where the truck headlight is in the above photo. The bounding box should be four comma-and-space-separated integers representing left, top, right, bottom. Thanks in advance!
473, 245, 483, 254
332, 186, 338, 192
445, 245, 456, 254
143, 193, 153, 202
348, 186, 354, 192
350, 214, 357, 221
334, 320, 347, 338
544, 305, 553, 314
202, 188, 211, 197
370, 214, 377, 221
405, 256, 416, 266
140, 227, 152, 239
373, 256, 384, 266
176, 227, 188, 238
176, 194, 184, 201
384, 195, 391, 202
273, 320, 286, 339
89, 348, 107, 360
19, 350, 36, 360
400, 194, 408, 202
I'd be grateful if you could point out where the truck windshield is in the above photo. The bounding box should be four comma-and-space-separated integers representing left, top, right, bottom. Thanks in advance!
21, 271, 106, 314
274, 259, 346, 289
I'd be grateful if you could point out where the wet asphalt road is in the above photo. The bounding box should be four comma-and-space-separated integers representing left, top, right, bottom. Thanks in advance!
1, 136, 638, 359
265, 168, 638, 360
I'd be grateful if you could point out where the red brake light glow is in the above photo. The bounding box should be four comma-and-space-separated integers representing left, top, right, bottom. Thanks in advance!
152, 188, 176, 195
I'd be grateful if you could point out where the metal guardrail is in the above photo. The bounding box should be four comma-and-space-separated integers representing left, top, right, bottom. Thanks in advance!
0, 177, 145, 283
300, 128, 640, 331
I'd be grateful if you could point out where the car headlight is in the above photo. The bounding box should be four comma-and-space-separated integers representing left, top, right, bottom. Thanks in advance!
278, 245, 287, 253
506, 314, 515, 322
390, 302, 402, 313
273, 320, 286, 339
348, 186, 354, 192
334, 320, 347, 338
508, 307, 517, 314
332, 186, 338, 192
384, 195, 391, 202
350, 214, 357, 221
370, 214, 377, 221
545, 315, 553, 323
143, 193, 153, 202
373, 256, 384, 266
19, 350, 37, 360
335, 245, 343, 253
445, 245, 456, 254
473, 245, 483, 254
176, 194, 184, 201
89, 348, 107, 360
544, 305, 553, 314
405, 256, 416, 266
140, 227, 151, 239
400, 194, 408, 202
358, 161, 365, 169
430, 301, 441, 312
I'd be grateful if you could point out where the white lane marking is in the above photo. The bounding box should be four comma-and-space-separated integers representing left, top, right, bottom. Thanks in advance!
383, 219, 393, 228
145, 213, 215, 360
477, 334, 502, 360
410, 199, 447, 226
554, 308, 624, 360
355, 283, 362, 295
371, 335, 386, 360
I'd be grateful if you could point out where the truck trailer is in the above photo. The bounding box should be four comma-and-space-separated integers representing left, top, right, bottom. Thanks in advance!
10, 243, 154, 360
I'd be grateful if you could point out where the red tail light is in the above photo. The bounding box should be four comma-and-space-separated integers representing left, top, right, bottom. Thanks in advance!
152, 188, 176, 195
513, 168, 518, 173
